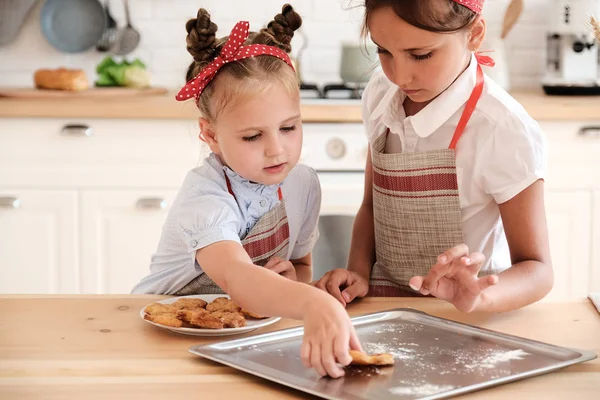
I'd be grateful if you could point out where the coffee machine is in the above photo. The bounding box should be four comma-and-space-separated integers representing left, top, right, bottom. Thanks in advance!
542, 0, 600, 95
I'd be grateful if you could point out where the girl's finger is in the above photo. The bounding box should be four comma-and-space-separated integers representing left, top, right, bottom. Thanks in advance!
477, 274, 499, 292
314, 274, 330, 291
322, 338, 344, 378
437, 244, 469, 264
420, 263, 452, 295
409, 276, 424, 292
325, 272, 349, 306
454, 268, 483, 295
311, 343, 327, 377
348, 326, 363, 353
464, 252, 486, 275
422, 245, 471, 295
341, 279, 368, 303
334, 333, 352, 366
269, 261, 293, 274
300, 341, 312, 368
263, 257, 282, 270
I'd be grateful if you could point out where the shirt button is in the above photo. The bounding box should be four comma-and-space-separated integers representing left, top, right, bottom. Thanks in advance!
260, 200, 267, 207
191, 240, 198, 248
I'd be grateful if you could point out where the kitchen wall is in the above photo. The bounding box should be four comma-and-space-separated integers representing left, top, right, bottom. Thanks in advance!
0, 0, 550, 90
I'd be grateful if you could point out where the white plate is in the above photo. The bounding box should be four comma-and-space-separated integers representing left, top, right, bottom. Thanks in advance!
140, 294, 281, 337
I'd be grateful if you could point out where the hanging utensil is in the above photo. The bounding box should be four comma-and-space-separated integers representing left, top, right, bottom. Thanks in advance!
590, 16, 600, 43
113, 0, 140, 55
0, 0, 37, 47
96, 0, 117, 52
500, 0, 524, 39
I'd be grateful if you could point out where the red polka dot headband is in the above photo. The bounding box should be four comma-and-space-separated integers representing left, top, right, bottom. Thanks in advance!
453, 0, 484, 14
176, 20, 295, 102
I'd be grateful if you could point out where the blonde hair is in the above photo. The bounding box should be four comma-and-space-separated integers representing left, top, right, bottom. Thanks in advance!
184, 4, 302, 121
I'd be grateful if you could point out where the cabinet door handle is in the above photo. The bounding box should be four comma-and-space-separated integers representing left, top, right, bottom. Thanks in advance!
578, 126, 600, 138
0, 197, 20, 208
61, 124, 93, 137
136, 197, 168, 210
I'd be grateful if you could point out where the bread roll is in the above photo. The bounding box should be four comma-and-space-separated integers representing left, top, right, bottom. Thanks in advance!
34, 68, 89, 91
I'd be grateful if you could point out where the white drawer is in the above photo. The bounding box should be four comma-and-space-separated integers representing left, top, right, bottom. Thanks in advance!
539, 121, 600, 190
0, 118, 208, 188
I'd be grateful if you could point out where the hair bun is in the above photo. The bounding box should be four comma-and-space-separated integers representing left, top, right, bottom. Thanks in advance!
185, 8, 219, 64
261, 3, 302, 53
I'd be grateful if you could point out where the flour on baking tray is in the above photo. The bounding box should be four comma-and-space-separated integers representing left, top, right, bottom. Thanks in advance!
363, 342, 418, 361
469, 349, 530, 369
362, 339, 531, 374
390, 383, 457, 396
384, 347, 530, 397
375, 323, 423, 334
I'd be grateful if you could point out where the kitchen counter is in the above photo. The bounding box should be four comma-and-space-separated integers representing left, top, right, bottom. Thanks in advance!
0, 295, 598, 399
0, 90, 599, 121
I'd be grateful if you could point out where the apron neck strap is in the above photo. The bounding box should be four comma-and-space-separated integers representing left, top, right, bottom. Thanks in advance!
448, 63, 485, 150
224, 172, 283, 201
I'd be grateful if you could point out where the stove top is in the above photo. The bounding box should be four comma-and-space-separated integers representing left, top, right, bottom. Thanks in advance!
300, 82, 367, 100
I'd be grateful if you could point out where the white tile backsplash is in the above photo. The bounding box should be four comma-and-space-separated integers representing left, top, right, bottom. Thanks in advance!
301, 21, 363, 47
110, 0, 153, 21
0, 0, 553, 90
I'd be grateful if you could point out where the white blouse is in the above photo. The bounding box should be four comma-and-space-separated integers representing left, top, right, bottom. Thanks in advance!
362, 54, 548, 273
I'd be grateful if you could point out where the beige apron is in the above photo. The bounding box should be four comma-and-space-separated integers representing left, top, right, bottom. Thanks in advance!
369, 63, 487, 297
175, 174, 290, 295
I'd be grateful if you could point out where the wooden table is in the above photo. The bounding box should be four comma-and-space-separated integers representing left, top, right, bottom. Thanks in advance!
0, 296, 598, 399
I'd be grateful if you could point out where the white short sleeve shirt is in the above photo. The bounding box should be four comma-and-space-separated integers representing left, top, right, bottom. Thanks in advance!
362, 54, 548, 273
132, 154, 321, 294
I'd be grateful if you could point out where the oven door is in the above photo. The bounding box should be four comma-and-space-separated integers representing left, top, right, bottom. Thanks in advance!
312, 171, 365, 280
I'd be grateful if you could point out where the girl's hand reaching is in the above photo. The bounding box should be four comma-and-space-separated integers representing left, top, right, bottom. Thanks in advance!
409, 244, 499, 313
200, 244, 361, 378
312, 269, 369, 307
300, 291, 363, 378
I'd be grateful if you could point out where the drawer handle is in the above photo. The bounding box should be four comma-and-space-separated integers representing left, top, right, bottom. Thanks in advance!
61, 124, 93, 137
578, 126, 600, 138
136, 197, 168, 210
0, 197, 20, 209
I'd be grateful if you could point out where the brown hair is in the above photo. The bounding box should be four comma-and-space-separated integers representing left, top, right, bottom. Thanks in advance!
361, 0, 477, 36
185, 4, 302, 121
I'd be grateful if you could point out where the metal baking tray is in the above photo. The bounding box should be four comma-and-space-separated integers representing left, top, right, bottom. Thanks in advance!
189, 308, 597, 399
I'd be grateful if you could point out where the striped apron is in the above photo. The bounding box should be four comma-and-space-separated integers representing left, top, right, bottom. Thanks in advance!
175, 174, 290, 295
369, 63, 488, 297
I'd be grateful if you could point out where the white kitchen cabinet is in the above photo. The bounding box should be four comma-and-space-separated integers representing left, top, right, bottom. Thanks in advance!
80, 189, 178, 294
544, 190, 592, 301
540, 121, 600, 191
1, 117, 203, 294
0, 190, 78, 294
